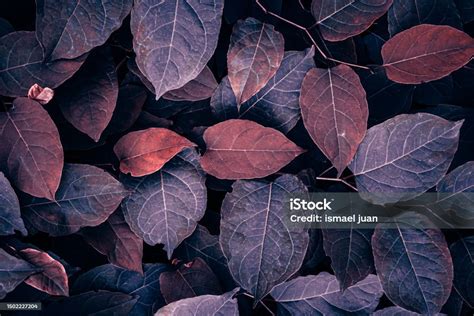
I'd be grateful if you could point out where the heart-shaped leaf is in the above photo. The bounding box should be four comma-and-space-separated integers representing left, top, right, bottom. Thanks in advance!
0, 172, 26, 235
121, 149, 207, 258
201, 119, 305, 179
227, 17, 284, 104
130, 0, 224, 100
22, 164, 129, 236
220, 175, 309, 302
114, 128, 195, 177
449, 236, 474, 307
372, 212, 453, 314
0, 98, 63, 200
382, 24, 474, 84
0, 248, 39, 299
350, 113, 463, 205
301, 65, 368, 176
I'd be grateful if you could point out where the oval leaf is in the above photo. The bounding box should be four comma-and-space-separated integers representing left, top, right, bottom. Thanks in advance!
114, 128, 195, 177
350, 113, 463, 205
382, 24, 474, 84
0, 248, 39, 299
449, 236, 474, 307
220, 175, 309, 302
227, 17, 284, 104
36, 0, 132, 61
271, 273, 383, 315
311, 0, 394, 41
0, 98, 63, 200
0, 172, 26, 235
121, 149, 207, 258
239, 48, 315, 133
22, 164, 129, 236
130, 0, 224, 100
163, 66, 218, 102
0, 31, 85, 97
301, 65, 368, 176
372, 212, 453, 314
201, 119, 305, 180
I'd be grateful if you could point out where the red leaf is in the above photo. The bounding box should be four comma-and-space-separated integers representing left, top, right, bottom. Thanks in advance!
201, 119, 305, 179
27, 84, 54, 105
114, 128, 196, 177
21, 248, 69, 297
300, 65, 368, 176
0, 98, 63, 200
382, 24, 474, 84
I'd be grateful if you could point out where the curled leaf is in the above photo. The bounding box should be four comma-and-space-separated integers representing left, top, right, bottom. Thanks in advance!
27, 84, 54, 105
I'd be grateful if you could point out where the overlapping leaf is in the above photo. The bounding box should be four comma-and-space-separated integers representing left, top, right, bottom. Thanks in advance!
311, 0, 394, 41
449, 236, 474, 307
301, 65, 368, 176
163, 66, 218, 102
121, 149, 207, 258
0, 248, 39, 299
201, 119, 305, 179
0, 98, 63, 200
382, 24, 474, 84
35, 0, 132, 60
220, 175, 309, 302
372, 212, 453, 314
131, 0, 224, 100
350, 113, 462, 205
210, 76, 238, 121
227, 17, 284, 104
21, 164, 129, 236
0, 172, 26, 235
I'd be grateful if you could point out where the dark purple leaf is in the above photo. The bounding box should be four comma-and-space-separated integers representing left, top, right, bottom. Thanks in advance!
271, 273, 383, 315
0, 31, 85, 97
455, 0, 474, 23
442, 287, 471, 316
0, 98, 63, 200
238, 48, 315, 133
300, 229, 326, 274
219, 175, 309, 302
0, 18, 14, 37
227, 17, 284, 105
121, 149, 207, 258
79, 210, 143, 274
163, 66, 218, 102
0, 172, 26, 235
449, 236, 474, 307
21, 164, 129, 236
311, 0, 394, 41
0, 248, 39, 299
210, 76, 238, 121
350, 113, 462, 205
35, 0, 132, 60
372, 212, 453, 314
130, 0, 224, 100
414, 76, 454, 106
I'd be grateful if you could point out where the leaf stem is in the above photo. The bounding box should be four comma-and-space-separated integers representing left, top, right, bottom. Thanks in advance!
316, 177, 358, 191
255, 0, 371, 71
259, 300, 275, 316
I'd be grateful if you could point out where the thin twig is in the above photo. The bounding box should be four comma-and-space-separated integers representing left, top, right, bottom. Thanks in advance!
255, 0, 371, 71
318, 166, 334, 177
115, 56, 129, 72
298, 0, 306, 10
240, 292, 254, 299
316, 177, 358, 191
259, 301, 275, 316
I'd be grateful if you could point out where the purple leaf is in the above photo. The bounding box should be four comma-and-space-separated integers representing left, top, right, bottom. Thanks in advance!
0, 248, 39, 299
0, 172, 26, 236
449, 236, 474, 307
210, 76, 238, 121
163, 66, 218, 102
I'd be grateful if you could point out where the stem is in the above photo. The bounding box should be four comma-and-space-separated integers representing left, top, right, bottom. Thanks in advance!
316, 177, 358, 192
318, 166, 334, 177
255, 0, 371, 71
259, 301, 275, 316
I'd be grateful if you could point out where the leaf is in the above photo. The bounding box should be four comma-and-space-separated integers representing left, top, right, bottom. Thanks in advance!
300, 65, 368, 176
55, 48, 118, 142
27, 84, 54, 105
388, 0, 462, 36
238, 48, 315, 133
372, 212, 453, 314
210, 76, 238, 121
20, 248, 69, 296
0, 18, 14, 37
160, 258, 223, 304
35, 0, 132, 61
155, 289, 239, 316
201, 119, 305, 180
455, 0, 474, 23
349, 113, 463, 205
300, 229, 326, 274
163, 66, 218, 102
21, 164, 129, 236
449, 236, 474, 307
0, 248, 39, 299
227, 17, 284, 105
79, 210, 144, 274
271, 273, 383, 315
0, 97, 63, 200
311, 0, 394, 41
0, 172, 26, 236
322, 228, 374, 290
382, 24, 474, 84
174, 225, 235, 291
114, 128, 195, 177
121, 149, 207, 258
72, 264, 172, 315
373, 306, 419, 315
43, 290, 138, 316
0, 31, 85, 97
414, 76, 454, 106
130, 0, 224, 100
220, 174, 309, 302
